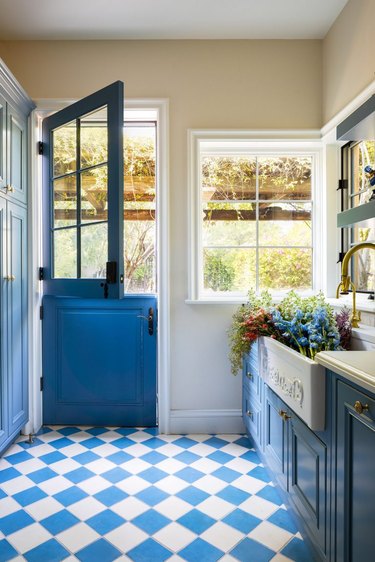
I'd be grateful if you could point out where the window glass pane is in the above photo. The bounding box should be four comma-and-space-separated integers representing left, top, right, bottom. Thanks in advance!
81, 223, 107, 278
203, 202, 256, 246
259, 202, 311, 246
258, 157, 311, 200
124, 124, 156, 293
259, 248, 312, 290
53, 175, 77, 227
351, 245, 375, 292
81, 166, 108, 222
350, 141, 375, 198
203, 248, 256, 294
202, 156, 256, 201
54, 228, 77, 278
80, 107, 108, 169
53, 121, 76, 177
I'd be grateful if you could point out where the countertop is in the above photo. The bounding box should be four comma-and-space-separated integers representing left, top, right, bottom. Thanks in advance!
316, 351, 375, 394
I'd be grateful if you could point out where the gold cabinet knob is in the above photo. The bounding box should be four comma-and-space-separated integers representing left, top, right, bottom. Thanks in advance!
246, 410, 253, 419
279, 409, 291, 421
246, 372, 253, 380
5, 184, 15, 193
354, 401, 369, 415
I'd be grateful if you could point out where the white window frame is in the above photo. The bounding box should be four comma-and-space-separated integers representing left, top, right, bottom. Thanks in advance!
188, 130, 323, 303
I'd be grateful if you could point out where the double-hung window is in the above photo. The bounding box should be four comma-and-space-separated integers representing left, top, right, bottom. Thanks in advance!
189, 134, 322, 301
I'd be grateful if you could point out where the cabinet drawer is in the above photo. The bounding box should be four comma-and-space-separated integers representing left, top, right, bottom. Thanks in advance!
264, 387, 288, 490
243, 348, 261, 401
243, 387, 262, 450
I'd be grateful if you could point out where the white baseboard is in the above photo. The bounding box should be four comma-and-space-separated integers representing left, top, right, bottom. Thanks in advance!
168, 409, 245, 435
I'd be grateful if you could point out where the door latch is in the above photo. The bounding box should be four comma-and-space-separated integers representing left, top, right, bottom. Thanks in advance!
137, 307, 154, 336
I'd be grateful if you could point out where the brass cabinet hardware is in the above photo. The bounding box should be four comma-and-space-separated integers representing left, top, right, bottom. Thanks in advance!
246, 372, 253, 380
246, 410, 253, 419
354, 400, 369, 415
4, 275, 15, 281
279, 409, 291, 421
5, 184, 15, 193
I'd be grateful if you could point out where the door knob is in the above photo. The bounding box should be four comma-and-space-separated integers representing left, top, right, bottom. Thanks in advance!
246, 410, 253, 419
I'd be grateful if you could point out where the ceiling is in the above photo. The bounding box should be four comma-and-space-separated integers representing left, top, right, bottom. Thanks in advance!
0, 0, 349, 40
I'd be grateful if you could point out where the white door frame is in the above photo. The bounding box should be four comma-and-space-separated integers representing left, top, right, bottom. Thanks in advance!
25, 97, 170, 435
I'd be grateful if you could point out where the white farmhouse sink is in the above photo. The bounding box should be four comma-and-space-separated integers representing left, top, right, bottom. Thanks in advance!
259, 337, 326, 431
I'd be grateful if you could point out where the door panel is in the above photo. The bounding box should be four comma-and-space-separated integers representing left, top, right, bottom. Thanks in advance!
7, 202, 28, 433
0, 94, 5, 190
7, 103, 27, 204
43, 295, 157, 426
0, 197, 8, 448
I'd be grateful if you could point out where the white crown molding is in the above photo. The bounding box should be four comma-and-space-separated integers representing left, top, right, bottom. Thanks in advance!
0, 58, 35, 113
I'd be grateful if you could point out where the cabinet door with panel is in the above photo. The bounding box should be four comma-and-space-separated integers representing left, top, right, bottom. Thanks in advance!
0, 196, 8, 450
0, 93, 5, 191
263, 386, 289, 491
7, 202, 28, 435
6, 102, 27, 204
335, 379, 375, 562
289, 414, 328, 557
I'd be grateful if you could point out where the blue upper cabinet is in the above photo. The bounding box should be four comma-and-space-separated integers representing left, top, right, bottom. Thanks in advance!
6, 102, 27, 205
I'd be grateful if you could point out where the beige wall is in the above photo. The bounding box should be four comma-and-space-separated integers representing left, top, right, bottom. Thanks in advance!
323, 0, 375, 124
0, 40, 322, 419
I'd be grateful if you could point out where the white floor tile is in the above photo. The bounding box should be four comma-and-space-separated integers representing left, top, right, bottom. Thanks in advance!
120, 458, 150, 475
188, 443, 217, 457
189, 458, 221, 474
49, 458, 82, 475
249, 521, 293, 551
7, 522, 51, 554
25, 497, 62, 520
153, 497, 192, 520
232, 474, 267, 494
116, 475, 150, 495
56, 521, 99, 552
37, 475, 72, 495
201, 521, 244, 551
78, 475, 112, 495
122, 444, 151, 457
153, 521, 197, 552
193, 475, 228, 494
154, 475, 189, 494
197, 496, 234, 519
1, 476, 34, 496
105, 522, 149, 552
156, 458, 186, 474
0, 496, 22, 517
111, 496, 149, 520
82, 458, 114, 474
239, 495, 279, 519
67, 496, 106, 520
12, 458, 46, 475
225, 458, 257, 474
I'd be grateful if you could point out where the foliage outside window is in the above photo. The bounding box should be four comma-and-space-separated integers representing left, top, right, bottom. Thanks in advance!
52, 113, 156, 293
197, 142, 316, 298
348, 141, 375, 292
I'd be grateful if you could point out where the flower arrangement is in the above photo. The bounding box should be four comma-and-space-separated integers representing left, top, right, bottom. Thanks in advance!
228, 290, 350, 375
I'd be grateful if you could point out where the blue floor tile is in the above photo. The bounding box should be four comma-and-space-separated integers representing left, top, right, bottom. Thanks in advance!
23, 538, 70, 562
39, 451, 67, 465
40, 509, 80, 535
233, 436, 253, 448
176, 485, 210, 506
53, 486, 88, 506
240, 449, 260, 463
280, 536, 312, 561
177, 509, 216, 534
0, 510, 34, 535
28, 467, 57, 484
72, 451, 101, 465
207, 450, 234, 464
223, 508, 262, 534
85, 427, 108, 436
142, 437, 166, 449
0, 539, 19, 562
203, 437, 228, 449
0, 467, 20, 483
13, 486, 47, 506
75, 538, 121, 562
172, 437, 197, 449
101, 467, 131, 483
179, 538, 224, 562
65, 467, 95, 484
175, 467, 205, 483
140, 451, 168, 465
132, 509, 170, 534
268, 508, 299, 534
135, 486, 169, 507
127, 538, 172, 562
94, 486, 128, 506
217, 485, 249, 505
138, 467, 168, 483
230, 537, 275, 562
86, 509, 124, 534
249, 466, 271, 482
174, 451, 200, 464
48, 437, 75, 449
56, 427, 80, 436
106, 451, 133, 465
80, 437, 105, 450
110, 437, 134, 449
4, 450, 33, 465
211, 466, 241, 483
257, 484, 283, 505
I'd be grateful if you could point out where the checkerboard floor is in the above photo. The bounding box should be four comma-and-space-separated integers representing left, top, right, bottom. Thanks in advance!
0, 428, 313, 561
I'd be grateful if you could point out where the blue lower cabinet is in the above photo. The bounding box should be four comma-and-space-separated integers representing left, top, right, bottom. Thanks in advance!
334, 379, 375, 562
242, 387, 262, 450
288, 414, 328, 557
263, 386, 289, 491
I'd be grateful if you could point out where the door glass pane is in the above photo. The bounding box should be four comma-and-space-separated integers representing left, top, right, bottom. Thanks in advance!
258, 157, 312, 200
124, 124, 156, 293
259, 248, 312, 290
81, 222, 107, 278
81, 166, 108, 222
259, 202, 312, 246
53, 121, 77, 177
53, 175, 77, 227
80, 107, 108, 169
54, 228, 77, 278
202, 156, 256, 201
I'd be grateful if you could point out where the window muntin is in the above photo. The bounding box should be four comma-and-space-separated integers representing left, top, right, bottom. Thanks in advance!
197, 145, 315, 298
348, 140, 375, 292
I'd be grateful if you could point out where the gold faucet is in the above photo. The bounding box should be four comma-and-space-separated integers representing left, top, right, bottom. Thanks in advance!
336, 242, 375, 328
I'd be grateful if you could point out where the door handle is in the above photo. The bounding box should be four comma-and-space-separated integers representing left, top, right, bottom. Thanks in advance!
137, 307, 154, 336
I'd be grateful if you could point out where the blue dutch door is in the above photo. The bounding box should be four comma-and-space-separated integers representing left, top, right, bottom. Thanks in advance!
42, 82, 157, 426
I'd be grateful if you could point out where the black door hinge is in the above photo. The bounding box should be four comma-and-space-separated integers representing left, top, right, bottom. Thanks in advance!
39, 305, 44, 320
337, 251, 346, 263
40, 377, 44, 391
39, 267, 44, 281
337, 179, 348, 191
38, 141, 44, 155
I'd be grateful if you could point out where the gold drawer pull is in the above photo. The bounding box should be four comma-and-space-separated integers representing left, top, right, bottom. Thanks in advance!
246, 410, 253, 419
279, 409, 291, 421
4, 275, 15, 281
246, 372, 253, 380
354, 401, 369, 415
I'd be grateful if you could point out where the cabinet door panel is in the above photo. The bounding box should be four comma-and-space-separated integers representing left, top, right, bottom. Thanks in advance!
7, 104, 27, 204
0, 95, 5, 190
7, 202, 28, 434
289, 415, 327, 555
243, 344, 261, 402
0, 197, 8, 449
264, 386, 288, 490
336, 380, 375, 562
243, 387, 262, 449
